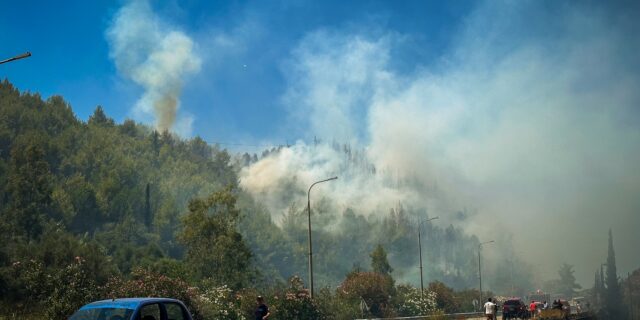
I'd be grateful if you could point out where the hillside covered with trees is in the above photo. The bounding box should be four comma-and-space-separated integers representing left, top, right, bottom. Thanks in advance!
0, 80, 519, 318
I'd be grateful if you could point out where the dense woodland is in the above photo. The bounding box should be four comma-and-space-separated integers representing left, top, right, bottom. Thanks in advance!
0, 80, 635, 319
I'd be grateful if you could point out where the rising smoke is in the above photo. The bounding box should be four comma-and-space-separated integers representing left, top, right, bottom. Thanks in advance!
107, 0, 201, 133
240, 1, 640, 286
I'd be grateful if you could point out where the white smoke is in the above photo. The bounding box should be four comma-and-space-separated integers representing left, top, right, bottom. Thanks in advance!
107, 0, 201, 133
240, 1, 640, 285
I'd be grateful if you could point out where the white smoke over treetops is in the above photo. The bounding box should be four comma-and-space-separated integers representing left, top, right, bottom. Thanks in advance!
107, 0, 201, 134
240, 1, 640, 284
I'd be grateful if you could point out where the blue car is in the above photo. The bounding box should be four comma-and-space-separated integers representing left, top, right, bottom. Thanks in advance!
69, 298, 193, 320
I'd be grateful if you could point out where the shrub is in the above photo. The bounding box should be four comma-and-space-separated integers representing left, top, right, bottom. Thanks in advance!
337, 271, 395, 318
196, 281, 244, 320
44, 257, 100, 319
102, 267, 203, 319
428, 281, 461, 313
270, 276, 324, 319
393, 284, 438, 317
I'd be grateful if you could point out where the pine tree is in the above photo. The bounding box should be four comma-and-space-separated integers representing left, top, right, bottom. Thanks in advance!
88, 105, 114, 126
605, 229, 626, 319
558, 263, 581, 298
178, 187, 253, 289
370, 244, 393, 275
144, 183, 152, 227
4, 138, 55, 239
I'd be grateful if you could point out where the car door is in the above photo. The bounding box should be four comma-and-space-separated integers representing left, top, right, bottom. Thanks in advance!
138, 303, 162, 320
163, 302, 189, 320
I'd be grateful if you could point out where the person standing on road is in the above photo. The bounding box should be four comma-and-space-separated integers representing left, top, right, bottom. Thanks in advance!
529, 300, 536, 318
484, 298, 496, 320
493, 300, 498, 320
255, 296, 271, 320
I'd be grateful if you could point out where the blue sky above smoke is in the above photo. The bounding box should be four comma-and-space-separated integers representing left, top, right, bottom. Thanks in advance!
0, 0, 473, 142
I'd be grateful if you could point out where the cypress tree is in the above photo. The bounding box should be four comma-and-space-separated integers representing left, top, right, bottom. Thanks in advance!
370, 244, 393, 275
605, 229, 626, 319
601, 264, 607, 305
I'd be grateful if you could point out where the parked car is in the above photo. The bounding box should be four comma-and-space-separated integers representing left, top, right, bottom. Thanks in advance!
502, 298, 527, 319
69, 298, 193, 320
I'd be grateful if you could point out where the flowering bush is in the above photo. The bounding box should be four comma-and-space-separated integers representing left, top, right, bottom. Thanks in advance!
270, 276, 324, 319
393, 284, 438, 316
197, 283, 244, 320
44, 257, 100, 319
102, 267, 203, 319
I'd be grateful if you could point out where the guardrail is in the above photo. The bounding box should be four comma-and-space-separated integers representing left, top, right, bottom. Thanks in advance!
355, 311, 494, 320
355, 311, 595, 320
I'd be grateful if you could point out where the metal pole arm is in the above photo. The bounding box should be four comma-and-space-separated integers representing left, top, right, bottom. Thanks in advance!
0, 52, 31, 65
307, 176, 337, 299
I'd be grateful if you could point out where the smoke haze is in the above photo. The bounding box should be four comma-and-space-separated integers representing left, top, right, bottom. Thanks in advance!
240, 1, 640, 286
107, 0, 201, 133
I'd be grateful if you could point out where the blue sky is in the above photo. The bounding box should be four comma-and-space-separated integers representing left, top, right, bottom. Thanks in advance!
0, 0, 472, 145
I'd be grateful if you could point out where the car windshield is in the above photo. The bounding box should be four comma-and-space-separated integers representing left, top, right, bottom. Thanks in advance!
69, 307, 133, 320
504, 300, 521, 305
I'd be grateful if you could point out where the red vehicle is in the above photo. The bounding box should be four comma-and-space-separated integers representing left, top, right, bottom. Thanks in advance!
502, 298, 527, 320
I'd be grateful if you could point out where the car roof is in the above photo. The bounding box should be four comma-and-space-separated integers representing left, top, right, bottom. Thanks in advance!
80, 298, 183, 310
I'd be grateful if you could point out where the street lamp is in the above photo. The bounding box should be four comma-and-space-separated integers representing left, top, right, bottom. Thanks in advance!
418, 216, 439, 299
307, 176, 337, 299
0, 52, 31, 65
478, 240, 495, 306
598, 263, 607, 305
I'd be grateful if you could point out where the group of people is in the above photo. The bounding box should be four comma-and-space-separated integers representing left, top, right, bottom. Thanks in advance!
483, 297, 573, 320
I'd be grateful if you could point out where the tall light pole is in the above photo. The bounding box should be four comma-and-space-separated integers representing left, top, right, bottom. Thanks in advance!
0, 52, 31, 65
598, 263, 607, 307
628, 272, 634, 320
307, 176, 337, 299
419, 216, 439, 299
478, 240, 495, 306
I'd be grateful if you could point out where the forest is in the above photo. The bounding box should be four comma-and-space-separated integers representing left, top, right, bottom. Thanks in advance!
0, 79, 537, 318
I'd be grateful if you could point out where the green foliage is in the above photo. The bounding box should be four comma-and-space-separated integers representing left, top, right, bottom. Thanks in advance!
452, 288, 482, 312
102, 267, 203, 320
557, 263, 581, 298
428, 281, 461, 313
0, 80, 535, 318
393, 284, 438, 316
44, 258, 100, 319
337, 271, 396, 318
269, 276, 324, 320
370, 244, 393, 275
178, 187, 254, 289
196, 283, 244, 320
604, 229, 626, 320
5, 135, 55, 239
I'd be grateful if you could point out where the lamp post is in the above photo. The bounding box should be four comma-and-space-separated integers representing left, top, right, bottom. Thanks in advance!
478, 240, 495, 306
307, 176, 337, 299
419, 216, 439, 299
0, 52, 31, 65
599, 263, 607, 306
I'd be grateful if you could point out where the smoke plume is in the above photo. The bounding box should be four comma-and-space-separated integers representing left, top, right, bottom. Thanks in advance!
107, 0, 201, 132
240, 1, 640, 285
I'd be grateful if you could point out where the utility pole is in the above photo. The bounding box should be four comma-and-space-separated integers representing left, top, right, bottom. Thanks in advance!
510, 258, 515, 297
627, 272, 634, 320
478, 240, 495, 306
418, 216, 439, 299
